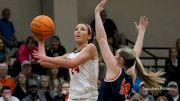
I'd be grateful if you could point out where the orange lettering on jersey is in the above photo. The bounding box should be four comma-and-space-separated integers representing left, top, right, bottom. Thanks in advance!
71, 66, 80, 74
119, 79, 131, 98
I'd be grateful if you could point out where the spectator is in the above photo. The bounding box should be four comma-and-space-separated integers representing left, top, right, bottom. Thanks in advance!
39, 75, 54, 101
166, 81, 179, 101
130, 93, 143, 101
176, 38, 180, 58
12, 36, 38, 76
12, 72, 28, 100
0, 37, 10, 65
0, 86, 19, 101
22, 79, 46, 101
20, 60, 39, 80
0, 63, 15, 93
165, 48, 180, 86
138, 82, 155, 101
54, 81, 70, 101
156, 96, 168, 101
132, 76, 141, 93
0, 8, 17, 49
49, 68, 63, 96
46, 35, 69, 80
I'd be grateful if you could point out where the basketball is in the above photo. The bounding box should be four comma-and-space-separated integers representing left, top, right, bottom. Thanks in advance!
31, 15, 55, 41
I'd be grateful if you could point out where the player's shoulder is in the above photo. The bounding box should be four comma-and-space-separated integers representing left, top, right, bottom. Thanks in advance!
85, 43, 97, 52
86, 43, 96, 49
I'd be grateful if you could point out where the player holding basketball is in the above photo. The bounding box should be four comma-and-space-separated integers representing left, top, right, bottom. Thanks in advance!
95, 0, 165, 100
33, 23, 99, 100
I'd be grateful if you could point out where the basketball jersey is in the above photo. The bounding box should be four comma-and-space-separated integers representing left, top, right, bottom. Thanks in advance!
98, 69, 133, 101
67, 50, 99, 100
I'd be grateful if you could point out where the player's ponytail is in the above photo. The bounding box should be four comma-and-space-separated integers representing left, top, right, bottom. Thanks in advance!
135, 57, 166, 95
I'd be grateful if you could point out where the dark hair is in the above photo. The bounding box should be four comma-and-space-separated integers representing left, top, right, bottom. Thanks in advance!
25, 36, 36, 45
168, 47, 177, 58
176, 38, 180, 46
16, 72, 27, 83
2, 8, 10, 16
50, 35, 61, 45
60, 80, 70, 91
2, 86, 11, 92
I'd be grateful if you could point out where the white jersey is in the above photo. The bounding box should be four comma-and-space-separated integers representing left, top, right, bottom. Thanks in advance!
67, 50, 99, 100
0, 96, 20, 101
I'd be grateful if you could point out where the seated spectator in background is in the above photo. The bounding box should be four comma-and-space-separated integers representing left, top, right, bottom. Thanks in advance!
12, 36, 38, 76
0, 63, 15, 93
129, 93, 143, 101
0, 37, 10, 65
132, 76, 141, 93
165, 48, 180, 86
156, 96, 168, 101
91, 9, 119, 53
0, 86, 19, 101
54, 81, 70, 101
12, 72, 28, 101
165, 81, 179, 101
138, 82, 155, 101
46, 35, 69, 80
22, 78, 46, 101
39, 75, 54, 101
49, 68, 63, 96
176, 38, 180, 58
0, 8, 17, 50
20, 60, 39, 80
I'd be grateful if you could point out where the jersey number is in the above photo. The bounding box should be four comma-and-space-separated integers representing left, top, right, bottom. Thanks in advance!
71, 66, 80, 74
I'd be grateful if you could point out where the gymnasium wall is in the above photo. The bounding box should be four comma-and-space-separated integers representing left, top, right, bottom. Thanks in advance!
78, 0, 180, 48
0, 0, 180, 52
0, 0, 41, 40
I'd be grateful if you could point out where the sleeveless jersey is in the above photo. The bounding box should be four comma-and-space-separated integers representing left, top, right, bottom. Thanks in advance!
67, 50, 99, 100
98, 69, 133, 101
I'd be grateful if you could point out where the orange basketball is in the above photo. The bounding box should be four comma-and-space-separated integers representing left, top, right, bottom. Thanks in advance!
31, 15, 55, 41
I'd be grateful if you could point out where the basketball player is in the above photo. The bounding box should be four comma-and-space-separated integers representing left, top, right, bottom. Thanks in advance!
95, 0, 165, 100
33, 23, 99, 100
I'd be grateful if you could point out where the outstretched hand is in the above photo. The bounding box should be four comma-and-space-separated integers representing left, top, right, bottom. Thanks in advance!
134, 16, 148, 34
33, 50, 48, 63
95, 0, 107, 13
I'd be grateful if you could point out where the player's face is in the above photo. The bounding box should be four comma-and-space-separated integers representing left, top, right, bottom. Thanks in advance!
74, 24, 91, 44
115, 49, 124, 66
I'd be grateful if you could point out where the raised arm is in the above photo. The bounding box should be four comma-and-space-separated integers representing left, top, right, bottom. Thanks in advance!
95, 0, 120, 79
33, 43, 97, 69
127, 16, 148, 82
133, 16, 148, 57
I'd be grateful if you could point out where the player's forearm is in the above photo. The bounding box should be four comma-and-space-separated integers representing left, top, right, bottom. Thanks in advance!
133, 33, 144, 57
38, 41, 46, 55
95, 12, 107, 41
46, 56, 76, 69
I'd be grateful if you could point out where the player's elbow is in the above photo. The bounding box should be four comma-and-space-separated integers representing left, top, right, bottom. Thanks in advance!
67, 61, 78, 69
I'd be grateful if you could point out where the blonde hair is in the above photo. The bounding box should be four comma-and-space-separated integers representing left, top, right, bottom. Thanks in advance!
136, 57, 165, 95
118, 46, 136, 68
118, 46, 165, 95
156, 96, 168, 101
